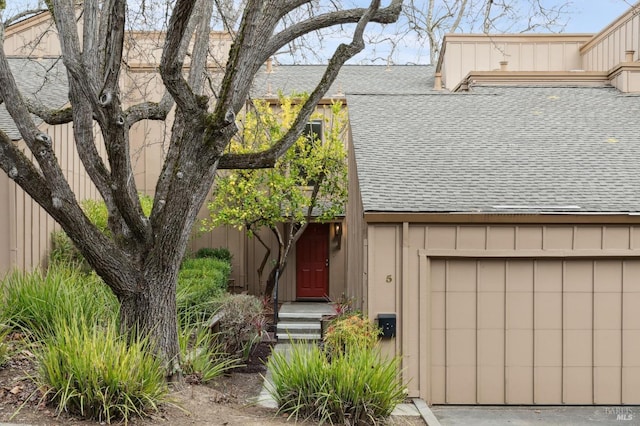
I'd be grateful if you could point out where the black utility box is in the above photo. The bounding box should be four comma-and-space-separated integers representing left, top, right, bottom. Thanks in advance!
377, 313, 396, 339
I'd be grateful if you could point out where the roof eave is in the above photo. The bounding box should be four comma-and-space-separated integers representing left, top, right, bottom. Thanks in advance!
363, 212, 640, 224
452, 70, 610, 92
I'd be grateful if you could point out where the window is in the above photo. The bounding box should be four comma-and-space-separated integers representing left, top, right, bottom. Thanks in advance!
296, 120, 323, 186
305, 120, 323, 145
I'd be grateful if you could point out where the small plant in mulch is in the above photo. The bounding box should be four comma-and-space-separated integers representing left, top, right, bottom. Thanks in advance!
328, 293, 356, 318
179, 324, 240, 384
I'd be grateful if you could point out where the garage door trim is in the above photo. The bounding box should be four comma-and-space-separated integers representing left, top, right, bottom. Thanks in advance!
417, 249, 640, 404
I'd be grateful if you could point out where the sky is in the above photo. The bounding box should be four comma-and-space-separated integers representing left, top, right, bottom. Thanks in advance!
3, 0, 638, 64
564, 0, 633, 32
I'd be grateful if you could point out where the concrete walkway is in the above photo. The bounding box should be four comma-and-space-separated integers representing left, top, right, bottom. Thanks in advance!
430, 405, 639, 425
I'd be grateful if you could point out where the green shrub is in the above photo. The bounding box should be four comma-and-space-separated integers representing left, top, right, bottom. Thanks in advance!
323, 313, 381, 357
81, 199, 110, 234
0, 266, 117, 340
178, 324, 240, 383
268, 343, 406, 425
195, 247, 233, 262
177, 257, 231, 326
48, 194, 153, 268
49, 230, 85, 269
217, 294, 266, 360
37, 316, 168, 424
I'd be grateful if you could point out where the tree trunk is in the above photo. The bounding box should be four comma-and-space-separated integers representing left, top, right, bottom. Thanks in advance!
118, 263, 182, 381
264, 263, 283, 299
264, 225, 286, 297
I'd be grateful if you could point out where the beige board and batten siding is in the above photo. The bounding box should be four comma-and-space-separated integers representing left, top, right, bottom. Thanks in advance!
581, 5, 640, 72
579, 6, 640, 93
368, 222, 640, 404
0, 122, 106, 275
3, 12, 61, 57
439, 34, 589, 91
0, 173, 11, 275
346, 135, 366, 310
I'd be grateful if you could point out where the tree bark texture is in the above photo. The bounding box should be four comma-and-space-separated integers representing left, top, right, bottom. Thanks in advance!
0, 0, 402, 377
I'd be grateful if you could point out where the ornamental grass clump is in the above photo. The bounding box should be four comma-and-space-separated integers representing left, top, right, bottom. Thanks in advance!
268, 343, 406, 425
0, 266, 117, 340
37, 316, 168, 424
0, 324, 10, 367
268, 314, 406, 425
178, 324, 240, 383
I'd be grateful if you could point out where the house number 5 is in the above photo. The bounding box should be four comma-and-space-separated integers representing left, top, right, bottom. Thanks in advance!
386, 275, 393, 283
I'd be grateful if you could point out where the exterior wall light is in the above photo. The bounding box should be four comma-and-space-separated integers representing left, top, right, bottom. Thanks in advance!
333, 222, 343, 249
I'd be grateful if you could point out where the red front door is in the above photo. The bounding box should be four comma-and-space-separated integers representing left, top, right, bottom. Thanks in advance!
296, 223, 329, 299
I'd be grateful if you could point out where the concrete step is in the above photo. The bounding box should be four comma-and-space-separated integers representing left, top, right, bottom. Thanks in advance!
276, 303, 334, 342
278, 311, 330, 321
276, 321, 322, 342
277, 321, 321, 333
276, 332, 322, 341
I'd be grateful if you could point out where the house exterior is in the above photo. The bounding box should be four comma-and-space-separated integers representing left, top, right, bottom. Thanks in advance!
346, 3, 640, 405
6, 3, 640, 407
190, 64, 433, 300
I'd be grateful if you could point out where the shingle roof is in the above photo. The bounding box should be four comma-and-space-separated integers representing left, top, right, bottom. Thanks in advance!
0, 58, 68, 140
250, 65, 434, 97
348, 86, 640, 214
0, 63, 430, 140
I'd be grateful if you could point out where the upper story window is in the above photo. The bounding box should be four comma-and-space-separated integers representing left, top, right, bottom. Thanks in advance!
305, 120, 323, 145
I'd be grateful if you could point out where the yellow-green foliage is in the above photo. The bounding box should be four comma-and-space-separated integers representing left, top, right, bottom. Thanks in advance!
38, 316, 168, 424
323, 313, 381, 356
204, 94, 348, 233
81, 194, 153, 236
0, 266, 117, 340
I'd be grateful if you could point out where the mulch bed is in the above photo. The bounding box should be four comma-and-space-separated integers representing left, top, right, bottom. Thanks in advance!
232, 341, 274, 373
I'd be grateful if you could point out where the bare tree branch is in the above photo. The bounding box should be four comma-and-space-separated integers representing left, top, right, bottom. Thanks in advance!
266, 1, 403, 61
159, 0, 202, 114
25, 99, 73, 124
219, 0, 386, 169
3, 8, 48, 26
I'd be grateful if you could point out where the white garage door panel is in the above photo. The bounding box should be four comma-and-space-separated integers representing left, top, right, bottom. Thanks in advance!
431, 258, 640, 405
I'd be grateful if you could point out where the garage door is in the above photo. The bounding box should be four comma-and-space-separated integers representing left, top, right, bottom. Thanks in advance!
430, 258, 640, 404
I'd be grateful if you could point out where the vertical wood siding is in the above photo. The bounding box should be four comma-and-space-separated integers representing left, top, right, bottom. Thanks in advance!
1, 122, 106, 274
367, 223, 640, 402
442, 36, 588, 90
582, 9, 640, 72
